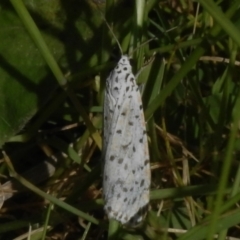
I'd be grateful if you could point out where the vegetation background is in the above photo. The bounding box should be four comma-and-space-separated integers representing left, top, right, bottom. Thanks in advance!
1, 0, 240, 239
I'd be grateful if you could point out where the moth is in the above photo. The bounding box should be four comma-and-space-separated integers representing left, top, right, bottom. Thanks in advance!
102, 55, 151, 225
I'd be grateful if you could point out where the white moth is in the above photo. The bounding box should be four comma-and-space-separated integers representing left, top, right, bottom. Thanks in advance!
102, 55, 151, 225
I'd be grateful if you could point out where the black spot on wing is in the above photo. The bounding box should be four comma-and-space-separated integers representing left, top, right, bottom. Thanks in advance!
144, 159, 150, 165
125, 73, 130, 81
118, 158, 123, 164
140, 179, 145, 187
132, 197, 137, 204
128, 204, 149, 225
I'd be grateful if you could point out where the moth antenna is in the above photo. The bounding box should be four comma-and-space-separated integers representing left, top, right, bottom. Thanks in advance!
97, 7, 123, 56
129, 37, 157, 57
103, 19, 123, 56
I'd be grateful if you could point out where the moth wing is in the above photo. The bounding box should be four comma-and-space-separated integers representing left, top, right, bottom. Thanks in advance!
102, 78, 115, 160
103, 73, 150, 225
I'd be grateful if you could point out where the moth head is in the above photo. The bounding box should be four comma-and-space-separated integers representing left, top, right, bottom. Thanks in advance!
118, 55, 131, 66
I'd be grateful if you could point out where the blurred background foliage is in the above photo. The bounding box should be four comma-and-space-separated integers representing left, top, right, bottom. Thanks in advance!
1, 0, 240, 239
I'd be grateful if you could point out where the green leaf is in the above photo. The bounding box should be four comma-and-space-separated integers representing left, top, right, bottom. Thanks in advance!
0, 4, 64, 146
